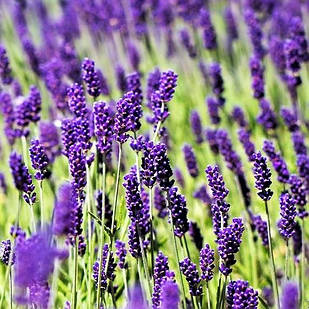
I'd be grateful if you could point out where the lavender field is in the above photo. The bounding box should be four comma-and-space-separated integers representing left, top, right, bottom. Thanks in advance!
0, 0, 308, 308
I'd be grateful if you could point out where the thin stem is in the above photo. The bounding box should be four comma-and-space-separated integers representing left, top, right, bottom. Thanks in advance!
9, 268, 12, 309
216, 275, 222, 309
284, 240, 289, 280
183, 234, 191, 260
29, 201, 36, 233
96, 161, 106, 309
265, 201, 280, 309
39, 180, 44, 228
72, 237, 79, 309
206, 282, 211, 309
110, 281, 117, 309
122, 268, 129, 302
300, 219, 305, 309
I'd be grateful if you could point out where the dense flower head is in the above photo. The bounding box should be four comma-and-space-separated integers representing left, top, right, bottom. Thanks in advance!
278, 192, 297, 240
289, 174, 308, 218
199, 244, 215, 282
293, 222, 302, 259
182, 144, 199, 178
252, 152, 273, 201
9, 152, 36, 204
205, 165, 229, 201
269, 35, 286, 74
0, 239, 15, 266
280, 107, 299, 132
226, 280, 258, 309
217, 217, 245, 276
82, 58, 101, 97
257, 99, 278, 131
127, 40, 140, 71
284, 39, 301, 73
74, 116, 93, 152
250, 212, 268, 246
199, 8, 217, 50
238, 129, 256, 161
95, 190, 113, 228
115, 240, 127, 269
263, 140, 290, 183
29, 139, 50, 180
209, 63, 225, 105
168, 186, 189, 238
61, 119, 77, 158
93, 101, 114, 155
292, 131, 307, 156
27, 85, 42, 123
190, 110, 203, 144
127, 222, 149, 258
126, 72, 143, 106
158, 70, 178, 103
0, 92, 16, 144
189, 221, 203, 251
210, 199, 230, 237
281, 281, 299, 309
115, 63, 127, 93
28, 282, 50, 309
0, 45, 13, 84
231, 106, 248, 128
67, 83, 88, 118
179, 257, 202, 296
206, 96, 220, 124
141, 141, 159, 188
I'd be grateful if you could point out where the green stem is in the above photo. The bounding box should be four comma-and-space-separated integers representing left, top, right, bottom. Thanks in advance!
96, 161, 106, 309
72, 237, 79, 309
123, 268, 129, 301
216, 275, 222, 309
183, 234, 191, 260
300, 219, 305, 309
285, 240, 289, 280
206, 282, 211, 309
39, 180, 44, 228
9, 268, 12, 309
29, 201, 36, 233
265, 201, 280, 309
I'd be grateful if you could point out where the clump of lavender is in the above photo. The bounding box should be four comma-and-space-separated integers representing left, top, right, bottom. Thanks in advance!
61, 119, 77, 158
278, 192, 297, 240
190, 110, 203, 144
0, 240, 15, 266
67, 83, 88, 118
199, 244, 215, 282
252, 152, 273, 201
289, 174, 308, 218
82, 58, 101, 98
189, 221, 203, 251
226, 280, 258, 309
179, 258, 202, 296
115, 240, 127, 269
9, 152, 36, 204
238, 129, 256, 161
168, 187, 189, 238
217, 217, 245, 276
29, 139, 50, 180
182, 144, 199, 178
280, 281, 299, 309
263, 140, 290, 184
0, 45, 13, 84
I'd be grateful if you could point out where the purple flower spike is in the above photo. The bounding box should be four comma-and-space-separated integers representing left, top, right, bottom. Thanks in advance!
179, 28, 197, 58
249, 55, 265, 99
224, 7, 238, 44
252, 152, 273, 201
238, 129, 256, 161
146, 68, 161, 105
193, 185, 212, 205
209, 63, 225, 105
96, 69, 110, 96
206, 96, 220, 124
115, 240, 127, 269
199, 8, 217, 50
231, 106, 248, 128
289, 174, 308, 218
226, 280, 258, 309
168, 187, 189, 238
281, 281, 299, 309
9, 152, 36, 205
67, 83, 88, 118
29, 139, 50, 180
199, 244, 215, 282
93, 101, 114, 155
0, 240, 15, 266
190, 110, 203, 144
217, 217, 245, 276
250, 213, 268, 247
257, 99, 278, 131
82, 58, 101, 98
284, 39, 301, 73
179, 258, 202, 296
126, 72, 143, 106
183, 144, 199, 178
115, 64, 127, 94
174, 168, 185, 189
278, 192, 297, 240
292, 131, 307, 156
205, 165, 229, 201
0, 45, 13, 85
189, 221, 203, 251
280, 107, 299, 132
205, 128, 219, 155
154, 186, 168, 218
161, 280, 179, 309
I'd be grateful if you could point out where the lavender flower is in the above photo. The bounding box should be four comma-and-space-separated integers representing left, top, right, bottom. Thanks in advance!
95, 190, 113, 228
39, 121, 60, 162
0, 173, 7, 194
281, 281, 299, 309
82, 58, 101, 97
179, 258, 202, 296
115, 64, 127, 93
93, 101, 114, 155
292, 131, 307, 156
231, 106, 248, 128
199, 8, 217, 50
128, 222, 148, 258
226, 280, 258, 309
284, 39, 301, 73
126, 72, 143, 106
67, 83, 88, 118
115, 240, 127, 269
183, 144, 199, 178
292, 222, 302, 259
127, 41, 140, 71
280, 107, 299, 132
224, 7, 238, 45
174, 168, 185, 189
205, 128, 219, 155
29, 282, 50, 309
257, 99, 278, 131
146, 67, 161, 104
217, 217, 245, 276
278, 192, 297, 240
250, 213, 268, 246
179, 28, 197, 58
199, 244, 215, 282
168, 187, 189, 238
161, 280, 179, 309
141, 141, 158, 188
29, 139, 50, 180
205, 165, 229, 201
193, 185, 211, 205
209, 63, 225, 105
249, 55, 265, 99
238, 129, 256, 161
9, 152, 36, 204
0, 45, 13, 84
189, 221, 203, 251
252, 152, 273, 201
97, 69, 110, 96
61, 119, 77, 158
289, 174, 308, 218
154, 186, 168, 218
206, 96, 220, 124
0, 240, 15, 266
190, 110, 203, 144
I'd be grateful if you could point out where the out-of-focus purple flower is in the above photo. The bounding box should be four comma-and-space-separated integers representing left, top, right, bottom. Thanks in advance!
226, 280, 258, 308
126, 72, 143, 106
174, 167, 185, 189
292, 131, 307, 156
209, 63, 225, 105
9, 152, 36, 205
168, 187, 189, 238
0, 92, 16, 144
82, 58, 101, 98
127, 41, 140, 71
115, 240, 127, 269
278, 192, 297, 240
126, 285, 148, 309
269, 36, 286, 74
179, 257, 202, 296
289, 174, 308, 218
231, 106, 248, 128
29, 282, 50, 309
154, 186, 168, 218
284, 39, 301, 73
206, 96, 220, 124
249, 55, 265, 99
0, 45, 13, 85
280, 107, 299, 132
252, 151, 273, 201
193, 185, 212, 205
21, 39, 41, 75
200, 244, 215, 282
190, 110, 203, 144
96, 69, 110, 96
281, 281, 299, 309
182, 144, 199, 178
179, 28, 197, 58
146, 67, 161, 105
293, 221, 302, 260
95, 190, 113, 228
39, 121, 60, 162
244, 8, 266, 59
161, 280, 179, 309
205, 128, 219, 155
93, 101, 114, 155
199, 8, 217, 50
217, 217, 245, 276
10, 226, 26, 244
263, 140, 290, 184
115, 64, 127, 93
224, 7, 238, 45
29, 139, 50, 180
257, 99, 278, 131
238, 129, 256, 161
189, 221, 203, 251
250, 213, 268, 246
297, 154, 309, 191
262, 286, 274, 307
0, 240, 15, 266
0, 172, 7, 194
